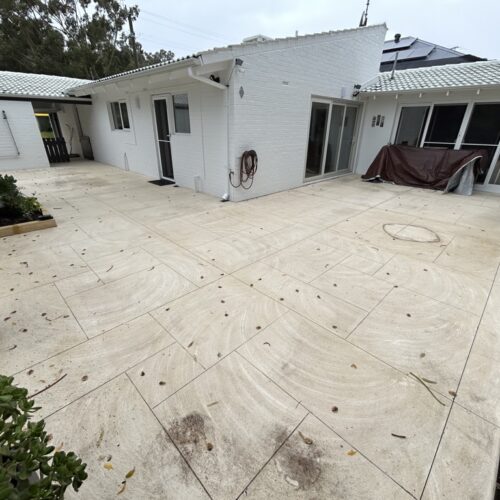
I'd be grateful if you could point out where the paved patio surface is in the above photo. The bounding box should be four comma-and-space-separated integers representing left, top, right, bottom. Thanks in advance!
2, 161, 499, 499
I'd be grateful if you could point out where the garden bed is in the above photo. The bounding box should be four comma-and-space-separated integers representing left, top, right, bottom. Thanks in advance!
0, 174, 56, 237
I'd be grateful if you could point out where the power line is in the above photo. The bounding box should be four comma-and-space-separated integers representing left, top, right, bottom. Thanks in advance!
140, 9, 228, 42
139, 33, 201, 53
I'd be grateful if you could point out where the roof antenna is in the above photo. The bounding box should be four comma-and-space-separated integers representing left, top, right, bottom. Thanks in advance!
359, 0, 370, 27
390, 33, 402, 80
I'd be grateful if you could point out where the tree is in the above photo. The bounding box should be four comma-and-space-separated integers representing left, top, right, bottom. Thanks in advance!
0, 0, 175, 80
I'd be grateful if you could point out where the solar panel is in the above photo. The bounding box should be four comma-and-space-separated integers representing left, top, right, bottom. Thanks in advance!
383, 37, 416, 52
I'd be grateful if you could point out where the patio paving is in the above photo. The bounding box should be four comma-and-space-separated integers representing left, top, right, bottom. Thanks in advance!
2, 161, 500, 499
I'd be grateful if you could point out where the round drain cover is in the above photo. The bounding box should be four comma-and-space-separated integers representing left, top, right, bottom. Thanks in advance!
383, 224, 440, 243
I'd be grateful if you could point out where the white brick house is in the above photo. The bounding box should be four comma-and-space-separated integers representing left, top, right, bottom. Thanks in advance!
69, 24, 386, 201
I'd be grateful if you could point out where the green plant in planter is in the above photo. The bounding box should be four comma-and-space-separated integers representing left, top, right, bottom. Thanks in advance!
0, 175, 42, 220
0, 375, 87, 499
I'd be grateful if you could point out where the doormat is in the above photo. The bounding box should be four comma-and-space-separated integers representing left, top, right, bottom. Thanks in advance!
149, 179, 175, 186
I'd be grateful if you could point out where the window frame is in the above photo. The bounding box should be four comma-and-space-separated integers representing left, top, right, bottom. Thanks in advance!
172, 94, 191, 134
109, 100, 131, 131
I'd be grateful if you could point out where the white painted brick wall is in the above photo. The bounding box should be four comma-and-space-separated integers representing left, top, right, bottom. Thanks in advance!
218, 25, 387, 201
0, 100, 49, 171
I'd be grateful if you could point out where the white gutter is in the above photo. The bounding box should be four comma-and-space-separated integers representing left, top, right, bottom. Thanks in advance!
70, 58, 201, 96
187, 67, 227, 90
0, 93, 92, 103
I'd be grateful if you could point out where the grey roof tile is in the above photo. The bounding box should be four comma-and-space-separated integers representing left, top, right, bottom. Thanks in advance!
362, 60, 500, 92
0, 71, 90, 98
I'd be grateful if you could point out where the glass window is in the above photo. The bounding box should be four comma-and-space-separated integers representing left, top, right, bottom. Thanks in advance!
324, 105, 344, 173
305, 102, 329, 177
424, 104, 467, 146
109, 101, 130, 130
394, 106, 430, 146
120, 102, 130, 129
173, 94, 190, 133
337, 106, 358, 170
463, 103, 500, 145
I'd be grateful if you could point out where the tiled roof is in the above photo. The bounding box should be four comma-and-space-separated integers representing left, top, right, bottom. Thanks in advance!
361, 60, 500, 92
87, 56, 199, 85
0, 71, 91, 98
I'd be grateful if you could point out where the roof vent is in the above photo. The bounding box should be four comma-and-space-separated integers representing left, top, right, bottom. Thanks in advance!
242, 34, 273, 44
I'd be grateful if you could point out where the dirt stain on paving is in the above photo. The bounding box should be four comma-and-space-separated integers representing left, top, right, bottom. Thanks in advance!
273, 427, 323, 491
168, 412, 207, 448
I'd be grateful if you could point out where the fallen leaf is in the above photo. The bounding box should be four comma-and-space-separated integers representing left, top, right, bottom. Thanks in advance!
117, 482, 126, 495
81, 375, 88, 382
55, 442, 64, 452
448, 390, 457, 397
331, 406, 339, 413
298, 431, 313, 445
206, 442, 213, 451
125, 467, 135, 479
96, 429, 104, 448
347, 449, 357, 456
207, 401, 219, 408
419, 353, 426, 358
350, 363, 357, 369
391, 433, 407, 439
159, 381, 166, 386
104, 463, 113, 470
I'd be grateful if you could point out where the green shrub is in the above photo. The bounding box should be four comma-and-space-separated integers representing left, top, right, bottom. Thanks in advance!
0, 175, 42, 220
0, 375, 88, 499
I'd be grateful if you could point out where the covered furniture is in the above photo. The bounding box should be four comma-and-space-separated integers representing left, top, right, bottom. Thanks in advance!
362, 145, 486, 194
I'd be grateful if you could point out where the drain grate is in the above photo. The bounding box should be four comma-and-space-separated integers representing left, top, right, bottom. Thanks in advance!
383, 224, 440, 243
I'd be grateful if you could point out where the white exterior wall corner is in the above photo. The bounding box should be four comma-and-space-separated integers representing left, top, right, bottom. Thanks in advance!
79, 77, 228, 198
223, 24, 387, 201
0, 100, 49, 171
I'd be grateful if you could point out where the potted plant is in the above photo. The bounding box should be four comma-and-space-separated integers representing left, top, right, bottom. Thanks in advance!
0, 375, 87, 499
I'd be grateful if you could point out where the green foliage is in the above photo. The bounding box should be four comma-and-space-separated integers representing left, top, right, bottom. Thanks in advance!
0, 175, 42, 220
0, 375, 87, 499
0, 0, 175, 79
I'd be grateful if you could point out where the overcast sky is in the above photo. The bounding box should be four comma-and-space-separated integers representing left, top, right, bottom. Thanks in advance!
133, 0, 500, 61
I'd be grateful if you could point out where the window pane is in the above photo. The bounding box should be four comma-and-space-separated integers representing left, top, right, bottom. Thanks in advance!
120, 102, 130, 129
111, 102, 122, 129
395, 107, 429, 146
425, 104, 467, 144
173, 94, 190, 133
324, 105, 344, 173
305, 102, 329, 177
337, 106, 358, 170
463, 103, 500, 145
154, 99, 170, 140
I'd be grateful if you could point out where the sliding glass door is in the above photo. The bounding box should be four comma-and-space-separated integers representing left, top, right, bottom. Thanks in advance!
305, 100, 359, 179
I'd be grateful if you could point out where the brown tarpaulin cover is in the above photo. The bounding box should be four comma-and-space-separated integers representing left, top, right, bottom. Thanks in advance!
362, 145, 486, 190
